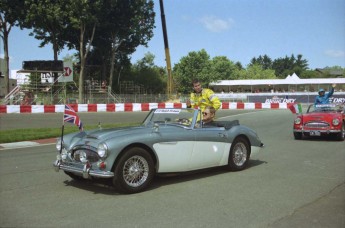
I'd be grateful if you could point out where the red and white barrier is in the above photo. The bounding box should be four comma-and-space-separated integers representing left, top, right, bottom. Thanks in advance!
0, 102, 288, 114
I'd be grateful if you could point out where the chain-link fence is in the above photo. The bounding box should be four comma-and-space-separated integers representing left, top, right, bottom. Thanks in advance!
3, 82, 345, 105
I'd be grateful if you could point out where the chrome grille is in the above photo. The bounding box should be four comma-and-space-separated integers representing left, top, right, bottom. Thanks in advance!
304, 122, 329, 128
72, 149, 100, 163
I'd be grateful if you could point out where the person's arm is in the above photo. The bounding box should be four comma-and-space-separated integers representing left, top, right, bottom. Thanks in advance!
208, 90, 221, 110
326, 85, 335, 98
211, 95, 221, 110
186, 93, 195, 108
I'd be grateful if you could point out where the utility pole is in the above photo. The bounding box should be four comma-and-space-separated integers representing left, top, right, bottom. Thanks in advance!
159, 0, 173, 98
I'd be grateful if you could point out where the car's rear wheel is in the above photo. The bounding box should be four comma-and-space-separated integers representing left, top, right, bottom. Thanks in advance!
113, 147, 155, 194
294, 132, 302, 140
227, 137, 250, 171
336, 122, 345, 141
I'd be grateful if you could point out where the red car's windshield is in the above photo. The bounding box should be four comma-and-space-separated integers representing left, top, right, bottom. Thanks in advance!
309, 104, 344, 113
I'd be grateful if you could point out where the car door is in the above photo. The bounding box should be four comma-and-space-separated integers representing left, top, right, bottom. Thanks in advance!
188, 127, 229, 170
153, 127, 196, 173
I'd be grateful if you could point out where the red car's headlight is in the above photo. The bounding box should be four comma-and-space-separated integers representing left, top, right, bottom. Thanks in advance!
294, 117, 301, 125
332, 118, 340, 126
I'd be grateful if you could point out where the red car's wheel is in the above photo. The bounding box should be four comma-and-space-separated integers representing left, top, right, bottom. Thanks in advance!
294, 132, 302, 140
336, 122, 345, 141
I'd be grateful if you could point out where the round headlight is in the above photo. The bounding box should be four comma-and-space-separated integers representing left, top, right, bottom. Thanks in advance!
97, 143, 108, 158
294, 117, 301, 125
332, 118, 340, 126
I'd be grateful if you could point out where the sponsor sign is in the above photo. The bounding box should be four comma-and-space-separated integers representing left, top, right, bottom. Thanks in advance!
58, 61, 73, 82
41, 72, 53, 83
155, 109, 181, 114
330, 97, 345, 103
265, 96, 296, 103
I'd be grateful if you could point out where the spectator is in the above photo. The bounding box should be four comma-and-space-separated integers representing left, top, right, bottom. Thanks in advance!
101, 80, 107, 90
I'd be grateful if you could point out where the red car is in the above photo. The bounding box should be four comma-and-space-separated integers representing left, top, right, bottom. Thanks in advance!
293, 103, 345, 141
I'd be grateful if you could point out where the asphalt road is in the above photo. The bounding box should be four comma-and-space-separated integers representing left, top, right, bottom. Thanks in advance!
0, 109, 344, 227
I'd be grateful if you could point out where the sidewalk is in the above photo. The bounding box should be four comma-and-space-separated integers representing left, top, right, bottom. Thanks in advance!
0, 138, 56, 150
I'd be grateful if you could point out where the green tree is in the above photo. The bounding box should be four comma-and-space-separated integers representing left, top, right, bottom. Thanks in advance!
19, 0, 71, 102
173, 49, 211, 93
243, 64, 276, 79
132, 53, 166, 94
22, 0, 69, 63
300, 69, 320, 78
64, 0, 101, 103
249, 54, 272, 70
98, 0, 155, 91
0, 0, 25, 96
272, 54, 309, 78
210, 56, 238, 81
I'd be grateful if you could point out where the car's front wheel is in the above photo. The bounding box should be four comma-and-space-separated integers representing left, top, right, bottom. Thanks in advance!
294, 132, 302, 140
336, 122, 345, 141
227, 137, 250, 171
113, 147, 155, 194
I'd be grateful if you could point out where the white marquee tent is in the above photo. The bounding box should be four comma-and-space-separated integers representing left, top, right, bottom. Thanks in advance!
210, 73, 345, 86
210, 73, 345, 92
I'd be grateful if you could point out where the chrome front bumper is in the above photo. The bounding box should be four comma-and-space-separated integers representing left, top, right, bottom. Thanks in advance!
54, 160, 114, 179
293, 129, 341, 134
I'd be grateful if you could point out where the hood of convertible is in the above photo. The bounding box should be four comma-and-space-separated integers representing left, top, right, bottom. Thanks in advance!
64, 125, 149, 147
85, 126, 147, 140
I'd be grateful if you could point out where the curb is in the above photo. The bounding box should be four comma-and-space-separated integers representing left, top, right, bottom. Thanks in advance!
0, 138, 56, 150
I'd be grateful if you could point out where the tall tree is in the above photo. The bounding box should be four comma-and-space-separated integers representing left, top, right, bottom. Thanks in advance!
173, 49, 211, 93
0, 0, 25, 96
22, 0, 69, 64
65, 0, 101, 103
20, 0, 70, 102
98, 0, 155, 91
243, 64, 276, 79
132, 52, 166, 94
210, 56, 238, 81
250, 54, 272, 70
272, 54, 308, 78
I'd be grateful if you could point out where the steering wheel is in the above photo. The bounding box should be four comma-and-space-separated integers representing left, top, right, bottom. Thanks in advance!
177, 118, 191, 125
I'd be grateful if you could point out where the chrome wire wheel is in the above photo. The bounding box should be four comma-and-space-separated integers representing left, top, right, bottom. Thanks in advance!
228, 137, 250, 171
232, 142, 248, 166
122, 155, 149, 187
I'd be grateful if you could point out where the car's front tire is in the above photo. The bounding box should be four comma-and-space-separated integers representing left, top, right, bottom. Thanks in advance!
336, 122, 345, 141
294, 132, 302, 140
227, 137, 250, 171
113, 147, 155, 194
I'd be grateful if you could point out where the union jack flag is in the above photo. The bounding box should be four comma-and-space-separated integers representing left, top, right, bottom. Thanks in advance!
64, 105, 83, 131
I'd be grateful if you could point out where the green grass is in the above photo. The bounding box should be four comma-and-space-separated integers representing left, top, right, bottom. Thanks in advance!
0, 123, 140, 144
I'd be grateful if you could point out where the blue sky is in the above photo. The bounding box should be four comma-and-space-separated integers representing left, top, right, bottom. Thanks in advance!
2, 0, 345, 72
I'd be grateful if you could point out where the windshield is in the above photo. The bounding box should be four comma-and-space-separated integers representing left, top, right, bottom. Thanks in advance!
142, 108, 198, 128
309, 104, 345, 113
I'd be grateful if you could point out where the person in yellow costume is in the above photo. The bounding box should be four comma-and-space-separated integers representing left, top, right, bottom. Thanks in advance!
186, 79, 221, 112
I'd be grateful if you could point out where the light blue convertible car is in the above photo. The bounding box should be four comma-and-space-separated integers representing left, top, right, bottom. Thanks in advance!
54, 108, 264, 193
